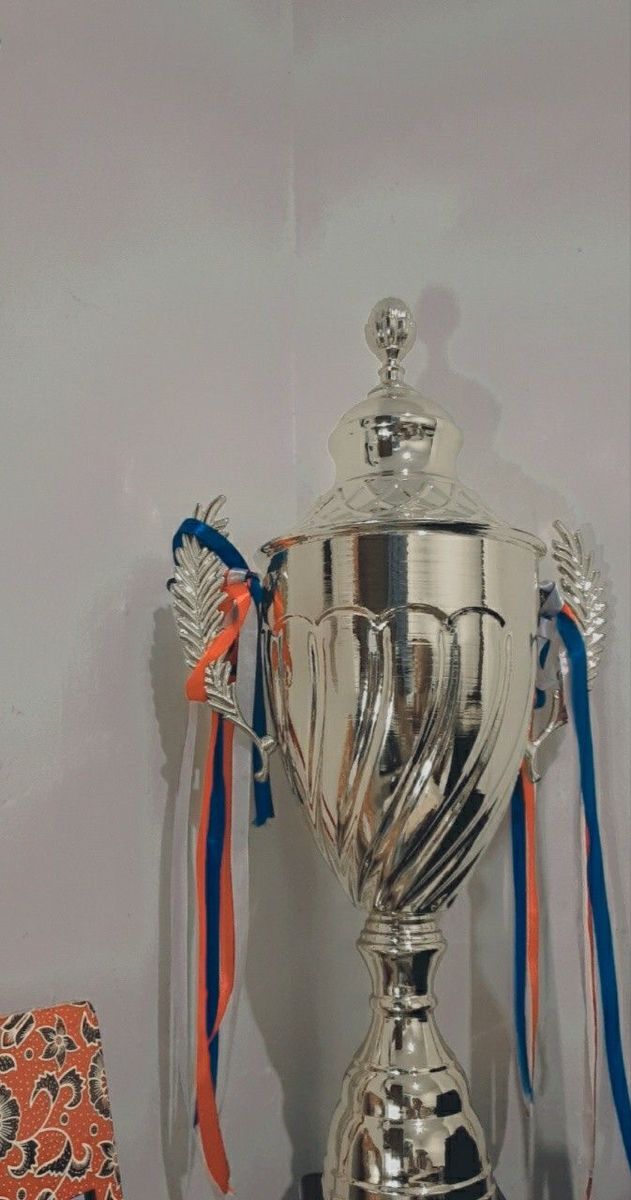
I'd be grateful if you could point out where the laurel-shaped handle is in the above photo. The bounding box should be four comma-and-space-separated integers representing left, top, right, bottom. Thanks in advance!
170, 497, 277, 781
526, 520, 608, 781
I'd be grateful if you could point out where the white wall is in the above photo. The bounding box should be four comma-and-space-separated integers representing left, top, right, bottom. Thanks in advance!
1, 3, 629, 1199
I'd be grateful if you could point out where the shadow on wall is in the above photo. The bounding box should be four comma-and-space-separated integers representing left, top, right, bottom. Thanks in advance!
414, 284, 570, 533
245, 760, 365, 1199
414, 285, 574, 1200
150, 605, 189, 1200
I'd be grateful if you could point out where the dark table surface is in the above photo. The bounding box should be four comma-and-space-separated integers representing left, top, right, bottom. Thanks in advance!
299, 1177, 323, 1200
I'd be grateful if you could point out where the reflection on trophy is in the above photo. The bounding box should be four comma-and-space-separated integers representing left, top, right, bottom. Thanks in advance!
259, 300, 542, 1200
173, 297, 546, 1198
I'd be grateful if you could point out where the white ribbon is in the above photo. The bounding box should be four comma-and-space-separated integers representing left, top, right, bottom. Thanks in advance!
168, 705, 198, 1188
168, 602, 259, 1196
216, 599, 258, 1108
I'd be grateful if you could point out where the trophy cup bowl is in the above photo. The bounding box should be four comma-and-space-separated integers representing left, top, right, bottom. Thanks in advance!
258, 301, 543, 1200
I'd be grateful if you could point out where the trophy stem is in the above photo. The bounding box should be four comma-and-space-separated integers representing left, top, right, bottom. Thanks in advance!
323, 911, 497, 1200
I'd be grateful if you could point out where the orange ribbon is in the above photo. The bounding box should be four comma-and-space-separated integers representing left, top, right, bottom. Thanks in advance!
186, 581, 252, 704
188, 576, 252, 1195
194, 714, 229, 1191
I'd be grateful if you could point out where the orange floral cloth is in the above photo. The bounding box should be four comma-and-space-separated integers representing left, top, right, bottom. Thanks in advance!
0, 1001, 123, 1200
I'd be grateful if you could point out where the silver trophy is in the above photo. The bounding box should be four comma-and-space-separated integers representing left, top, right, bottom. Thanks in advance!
172, 299, 607, 1199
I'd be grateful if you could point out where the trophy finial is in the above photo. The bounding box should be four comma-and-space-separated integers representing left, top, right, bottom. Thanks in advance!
365, 297, 417, 383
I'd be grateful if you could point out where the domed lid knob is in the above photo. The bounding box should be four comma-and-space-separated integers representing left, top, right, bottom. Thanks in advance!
365, 297, 417, 383
262, 295, 544, 557
324, 295, 462, 484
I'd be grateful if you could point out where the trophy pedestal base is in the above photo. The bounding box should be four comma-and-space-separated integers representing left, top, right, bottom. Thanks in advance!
300, 1179, 507, 1200
322, 914, 502, 1200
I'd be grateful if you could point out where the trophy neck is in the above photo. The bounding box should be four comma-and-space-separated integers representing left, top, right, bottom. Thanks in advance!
358, 911, 445, 1015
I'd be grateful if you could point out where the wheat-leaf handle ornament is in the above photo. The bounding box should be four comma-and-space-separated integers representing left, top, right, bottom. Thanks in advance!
552, 520, 608, 687
167, 496, 274, 1194
170, 497, 274, 781
527, 523, 609, 781
170, 499, 228, 667
526, 522, 609, 783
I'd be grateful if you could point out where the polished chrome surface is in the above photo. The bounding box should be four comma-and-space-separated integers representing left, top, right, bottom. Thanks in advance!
191, 299, 545, 1198
324, 913, 496, 1200
265, 299, 542, 548
364, 296, 417, 383
263, 529, 538, 914
263, 541, 528, 1199
301, 1179, 508, 1200
260, 301, 543, 1199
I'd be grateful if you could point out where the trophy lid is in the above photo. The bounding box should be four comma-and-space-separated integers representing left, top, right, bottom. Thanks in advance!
264, 298, 543, 554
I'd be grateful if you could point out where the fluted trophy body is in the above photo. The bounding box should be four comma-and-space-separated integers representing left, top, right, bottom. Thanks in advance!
263, 533, 538, 1199
264, 530, 537, 915
260, 301, 543, 1200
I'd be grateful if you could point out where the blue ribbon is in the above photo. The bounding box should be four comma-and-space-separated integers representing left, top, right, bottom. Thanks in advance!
557, 610, 631, 1168
173, 518, 263, 606
172, 517, 273, 825
510, 769, 533, 1102
252, 622, 274, 825
193, 713, 225, 1129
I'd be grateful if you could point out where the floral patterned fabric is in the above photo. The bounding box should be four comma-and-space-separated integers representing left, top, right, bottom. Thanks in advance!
0, 1001, 123, 1200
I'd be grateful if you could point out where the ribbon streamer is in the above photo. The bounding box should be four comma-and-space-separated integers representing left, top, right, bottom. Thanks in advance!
510, 763, 539, 1103
195, 713, 231, 1190
557, 605, 631, 1170
168, 706, 198, 1178
580, 803, 598, 1199
170, 518, 274, 1193
512, 599, 631, 1183
216, 600, 259, 1103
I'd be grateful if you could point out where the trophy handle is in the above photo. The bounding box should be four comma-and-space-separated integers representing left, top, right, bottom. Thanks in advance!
204, 657, 276, 782
170, 498, 276, 783
526, 520, 608, 781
